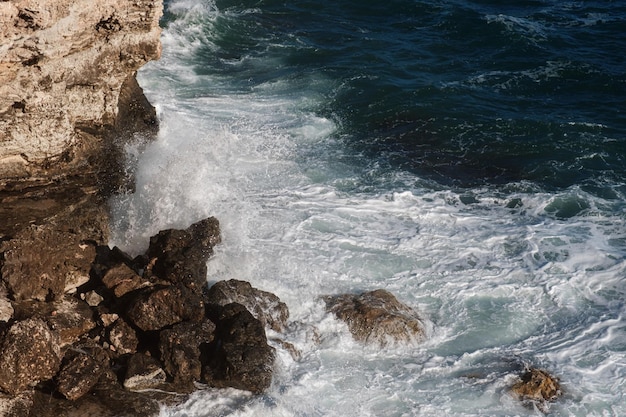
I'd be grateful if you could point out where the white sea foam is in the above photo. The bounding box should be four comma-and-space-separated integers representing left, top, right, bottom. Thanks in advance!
110, 1, 626, 416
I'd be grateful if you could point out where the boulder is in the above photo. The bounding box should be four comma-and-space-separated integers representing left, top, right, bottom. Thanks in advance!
203, 303, 275, 393
511, 368, 561, 410
145, 217, 221, 290
126, 284, 205, 331
0, 318, 62, 394
159, 320, 216, 387
56, 350, 103, 401
206, 279, 289, 332
123, 353, 167, 391
322, 289, 426, 346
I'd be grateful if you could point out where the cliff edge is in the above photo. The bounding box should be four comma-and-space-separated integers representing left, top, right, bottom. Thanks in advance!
0, 0, 162, 240
0, 0, 162, 180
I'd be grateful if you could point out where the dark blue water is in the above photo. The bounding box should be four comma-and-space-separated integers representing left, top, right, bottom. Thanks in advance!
169, 0, 626, 191
115, 1, 626, 415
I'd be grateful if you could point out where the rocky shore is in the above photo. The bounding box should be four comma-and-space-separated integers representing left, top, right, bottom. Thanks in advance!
1, 0, 562, 415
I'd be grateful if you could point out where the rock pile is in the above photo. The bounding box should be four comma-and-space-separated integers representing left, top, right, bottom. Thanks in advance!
0, 217, 280, 416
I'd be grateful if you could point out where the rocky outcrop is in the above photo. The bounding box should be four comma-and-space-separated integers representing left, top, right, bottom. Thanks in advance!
0, 0, 162, 180
323, 289, 426, 346
0, 217, 282, 416
510, 367, 562, 412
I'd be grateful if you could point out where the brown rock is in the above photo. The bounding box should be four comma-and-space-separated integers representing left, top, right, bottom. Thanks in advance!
323, 289, 426, 346
145, 217, 221, 290
203, 303, 275, 393
0, 285, 14, 322
159, 320, 216, 387
0, 318, 62, 394
56, 350, 103, 401
102, 263, 152, 298
0, 390, 34, 417
126, 284, 205, 331
108, 318, 139, 355
123, 353, 166, 391
511, 368, 561, 410
46, 296, 96, 347
0, 0, 163, 182
206, 279, 289, 332
1, 225, 97, 301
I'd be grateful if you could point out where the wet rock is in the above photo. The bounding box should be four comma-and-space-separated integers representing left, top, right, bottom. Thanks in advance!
126, 284, 205, 331
56, 349, 103, 401
322, 289, 426, 346
203, 303, 275, 393
511, 367, 561, 410
0, 318, 62, 394
124, 353, 167, 391
145, 217, 221, 290
206, 279, 289, 332
102, 262, 152, 298
108, 318, 139, 355
159, 320, 216, 387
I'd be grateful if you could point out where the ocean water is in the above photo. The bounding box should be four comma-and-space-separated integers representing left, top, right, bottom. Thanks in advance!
109, 0, 626, 416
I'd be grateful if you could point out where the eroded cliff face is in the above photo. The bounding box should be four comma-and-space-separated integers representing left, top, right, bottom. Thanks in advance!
0, 0, 162, 179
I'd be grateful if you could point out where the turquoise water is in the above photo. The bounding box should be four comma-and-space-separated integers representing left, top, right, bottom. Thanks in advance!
110, 1, 626, 415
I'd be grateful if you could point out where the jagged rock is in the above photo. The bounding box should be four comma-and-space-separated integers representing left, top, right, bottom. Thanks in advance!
203, 303, 275, 393
56, 349, 103, 401
46, 296, 96, 347
145, 217, 221, 290
206, 279, 289, 332
159, 320, 216, 387
322, 289, 426, 346
1, 225, 97, 301
102, 262, 152, 298
511, 368, 562, 410
0, 318, 62, 394
108, 318, 139, 355
123, 353, 166, 391
126, 284, 205, 331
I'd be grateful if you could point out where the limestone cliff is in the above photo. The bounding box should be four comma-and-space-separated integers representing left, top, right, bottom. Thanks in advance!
0, 0, 162, 179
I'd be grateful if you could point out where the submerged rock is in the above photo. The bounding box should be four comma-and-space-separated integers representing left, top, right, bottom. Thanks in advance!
323, 289, 426, 346
206, 279, 289, 332
510, 367, 562, 411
